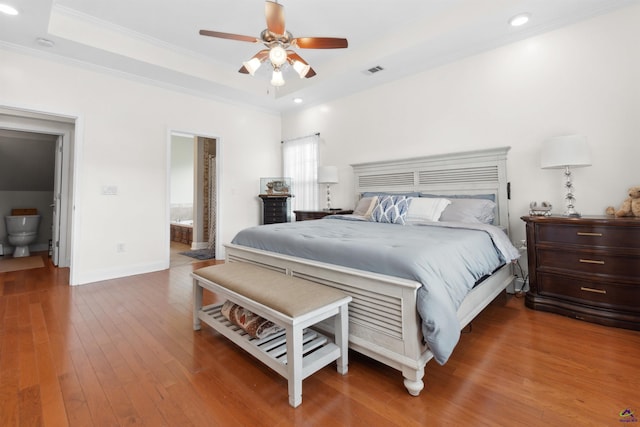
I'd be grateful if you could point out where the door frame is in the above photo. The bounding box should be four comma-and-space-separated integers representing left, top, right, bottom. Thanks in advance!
52, 135, 63, 265
167, 129, 222, 261
0, 105, 80, 281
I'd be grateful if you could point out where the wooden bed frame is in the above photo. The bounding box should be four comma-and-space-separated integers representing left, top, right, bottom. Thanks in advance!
225, 146, 513, 396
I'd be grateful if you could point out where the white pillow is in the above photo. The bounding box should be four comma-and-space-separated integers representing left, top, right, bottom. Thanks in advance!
405, 197, 451, 223
352, 196, 378, 218
439, 198, 496, 224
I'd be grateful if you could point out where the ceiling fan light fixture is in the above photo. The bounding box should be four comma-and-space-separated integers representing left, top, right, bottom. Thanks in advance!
199, 1, 347, 85
293, 60, 310, 78
269, 45, 287, 67
242, 57, 262, 76
271, 69, 285, 87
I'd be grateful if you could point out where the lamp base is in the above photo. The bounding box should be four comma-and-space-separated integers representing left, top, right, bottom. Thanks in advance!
562, 166, 581, 218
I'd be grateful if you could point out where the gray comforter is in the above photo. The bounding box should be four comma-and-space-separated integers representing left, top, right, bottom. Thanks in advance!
231, 217, 519, 364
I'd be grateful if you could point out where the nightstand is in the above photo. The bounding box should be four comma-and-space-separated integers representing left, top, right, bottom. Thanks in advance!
522, 215, 640, 330
294, 209, 353, 221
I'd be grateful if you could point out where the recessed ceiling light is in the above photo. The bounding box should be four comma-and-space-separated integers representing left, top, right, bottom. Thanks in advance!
0, 3, 19, 15
509, 13, 530, 27
36, 38, 55, 48
293, 98, 303, 104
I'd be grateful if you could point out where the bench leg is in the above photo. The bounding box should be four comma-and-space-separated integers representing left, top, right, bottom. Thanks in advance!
286, 325, 303, 408
335, 303, 349, 375
193, 279, 202, 331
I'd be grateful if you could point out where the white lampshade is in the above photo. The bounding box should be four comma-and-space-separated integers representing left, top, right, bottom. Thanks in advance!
318, 166, 338, 184
293, 60, 310, 78
541, 135, 592, 169
242, 57, 262, 76
270, 69, 285, 87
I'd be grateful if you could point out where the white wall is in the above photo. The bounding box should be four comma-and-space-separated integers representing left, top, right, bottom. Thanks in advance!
170, 134, 194, 213
282, 5, 640, 247
1, 49, 281, 284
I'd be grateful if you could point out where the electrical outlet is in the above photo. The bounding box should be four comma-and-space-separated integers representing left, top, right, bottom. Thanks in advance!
117, 243, 125, 252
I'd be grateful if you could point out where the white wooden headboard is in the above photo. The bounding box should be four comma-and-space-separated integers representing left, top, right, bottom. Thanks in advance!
351, 146, 511, 228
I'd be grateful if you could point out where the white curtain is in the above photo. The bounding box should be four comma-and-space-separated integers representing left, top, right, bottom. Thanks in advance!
282, 134, 319, 212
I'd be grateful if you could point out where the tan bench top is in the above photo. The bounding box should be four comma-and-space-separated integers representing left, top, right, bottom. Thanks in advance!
193, 263, 349, 318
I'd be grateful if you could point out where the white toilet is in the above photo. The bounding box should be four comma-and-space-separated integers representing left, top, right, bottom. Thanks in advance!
5, 215, 41, 257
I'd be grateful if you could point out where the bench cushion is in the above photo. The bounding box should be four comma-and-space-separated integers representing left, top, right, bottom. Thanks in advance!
193, 263, 348, 318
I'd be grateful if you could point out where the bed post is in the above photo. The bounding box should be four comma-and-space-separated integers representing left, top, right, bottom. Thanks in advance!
402, 368, 425, 396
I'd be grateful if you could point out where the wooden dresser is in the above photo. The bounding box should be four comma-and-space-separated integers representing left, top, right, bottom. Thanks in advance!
259, 195, 291, 224
522, 215, 640, 330
293, 209, 353, 221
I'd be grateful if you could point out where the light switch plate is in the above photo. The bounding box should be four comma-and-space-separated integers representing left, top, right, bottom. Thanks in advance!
102, 185, 118, 195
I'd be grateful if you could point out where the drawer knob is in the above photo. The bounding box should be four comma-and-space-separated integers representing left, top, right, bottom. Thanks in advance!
580, 286, 607, 294
579, 259, 605, 265
577, 232, 603, 237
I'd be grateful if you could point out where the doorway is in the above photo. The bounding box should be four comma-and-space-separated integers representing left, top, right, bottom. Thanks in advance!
169, 131, 219, 264
0, 107, 76, 275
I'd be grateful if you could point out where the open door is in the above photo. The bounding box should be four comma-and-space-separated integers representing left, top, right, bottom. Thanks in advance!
51, 135, 63, 266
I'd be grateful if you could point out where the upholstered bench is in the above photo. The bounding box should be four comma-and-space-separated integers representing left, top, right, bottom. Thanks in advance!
192, 262, 351, 408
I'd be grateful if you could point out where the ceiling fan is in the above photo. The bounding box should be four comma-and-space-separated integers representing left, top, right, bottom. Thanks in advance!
199, 0, 348, 87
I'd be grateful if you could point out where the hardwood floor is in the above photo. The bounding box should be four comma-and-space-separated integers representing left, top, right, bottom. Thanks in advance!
1, 252, 639, 426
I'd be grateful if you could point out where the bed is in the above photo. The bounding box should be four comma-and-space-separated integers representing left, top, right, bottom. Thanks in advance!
225, 146, 516, 396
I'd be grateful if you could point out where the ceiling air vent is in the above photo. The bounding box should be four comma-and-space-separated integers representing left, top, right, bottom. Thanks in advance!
364, 65, 384, 75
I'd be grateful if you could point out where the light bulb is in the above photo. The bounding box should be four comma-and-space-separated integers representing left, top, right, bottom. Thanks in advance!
509, 13, 530, 27
293, 60, 310, 78
271, 69, 285, 87
0, 4, 19, 15
242, 57, 262, 76
269, 45, 287, 67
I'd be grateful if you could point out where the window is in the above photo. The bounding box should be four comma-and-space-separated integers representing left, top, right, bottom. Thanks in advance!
282, 134, 319, 211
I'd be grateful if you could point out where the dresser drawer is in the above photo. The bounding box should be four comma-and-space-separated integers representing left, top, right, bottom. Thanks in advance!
538, 272, 640, 313
264, 204, 287, 211
537, 248, 640, 281
265, 207, 287, 214
537, 224, 640, 249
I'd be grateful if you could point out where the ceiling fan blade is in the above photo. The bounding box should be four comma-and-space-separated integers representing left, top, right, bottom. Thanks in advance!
199, 30, 258, 43
265, 1, 285, 35
293, 37, 348, 49
286, 51, 308, 65
305, 67, 317, 78
239, 65, 249, 74
254, 49, 270, 61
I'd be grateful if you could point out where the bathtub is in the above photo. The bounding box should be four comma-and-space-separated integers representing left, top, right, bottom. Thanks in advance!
172, 219, 193, 226
170, 221, 193, 244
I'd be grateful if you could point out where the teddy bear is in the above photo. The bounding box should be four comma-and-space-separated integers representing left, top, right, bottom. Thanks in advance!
605, 186, 640, 217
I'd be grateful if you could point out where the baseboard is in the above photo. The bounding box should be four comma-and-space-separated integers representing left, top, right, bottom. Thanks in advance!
191, 241, 209, 250
73, 260, 168, 286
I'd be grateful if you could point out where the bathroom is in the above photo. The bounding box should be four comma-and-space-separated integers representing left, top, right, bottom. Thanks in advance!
0, 129, 56, 258
169, 133, 218, 253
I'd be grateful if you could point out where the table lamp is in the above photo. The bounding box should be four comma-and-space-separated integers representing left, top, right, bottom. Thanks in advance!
318, 166, 338, 210
541, 135, 592, 217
